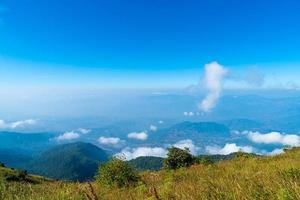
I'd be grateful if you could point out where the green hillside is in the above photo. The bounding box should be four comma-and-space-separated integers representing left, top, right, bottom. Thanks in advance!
2, 148, 300, 199
0, 163, 51, 184
25, 142, 108, 181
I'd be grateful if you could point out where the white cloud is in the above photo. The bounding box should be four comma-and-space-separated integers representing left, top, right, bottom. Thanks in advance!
183, 111, 194, 116
173, 139, 200, 155
98, 136, 121, 145
150, 125, 157, 132
199, 61, 228, 112
206, 143, 254, 155
0, 119, 36, 129
78, 128, 91, 134
267, 148, 284, 156
127, 131, 148, 140
55, 131, 80, 141
247, 131, 300, 146
116, 147, 167, 160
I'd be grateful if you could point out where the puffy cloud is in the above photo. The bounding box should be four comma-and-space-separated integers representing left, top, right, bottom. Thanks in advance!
98, 137, 121, 145
199, 61, 228, 112
247, 131, 300, 146
173, 139, 200, 155
267, 148, 284, 156
55, 131, 80, 141
0, 119, 36, 129
183, 111, 194, 116
206, 143, 254, 155
127, 131, 148, 140
116, 147, 167, 160
78, 128, 91, 134
150, 125, 157, 132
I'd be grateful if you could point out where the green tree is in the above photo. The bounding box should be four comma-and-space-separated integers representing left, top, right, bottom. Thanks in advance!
96, 158, 139, 188
164, 147, 194, 170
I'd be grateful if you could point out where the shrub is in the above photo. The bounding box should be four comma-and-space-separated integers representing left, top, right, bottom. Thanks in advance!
17, 170, 28, 180
164, 147, 194, 170
5, 170, 28, 182
96, 158, 139, 188
0, 162, 5, 167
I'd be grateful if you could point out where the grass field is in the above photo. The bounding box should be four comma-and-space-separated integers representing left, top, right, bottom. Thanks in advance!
1, 148, 300, 200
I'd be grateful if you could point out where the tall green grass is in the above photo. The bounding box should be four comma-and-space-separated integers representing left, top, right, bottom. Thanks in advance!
2, 148, 300, 199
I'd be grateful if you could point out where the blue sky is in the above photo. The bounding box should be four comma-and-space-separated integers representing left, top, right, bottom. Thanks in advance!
0, 0, 300, 88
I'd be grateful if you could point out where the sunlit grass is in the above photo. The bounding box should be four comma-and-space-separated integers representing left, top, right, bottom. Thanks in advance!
2, 148, 300, 199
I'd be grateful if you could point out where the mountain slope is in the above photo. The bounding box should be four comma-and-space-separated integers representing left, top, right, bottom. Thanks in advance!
25, 142, 108, 181
128, 156, 164, 171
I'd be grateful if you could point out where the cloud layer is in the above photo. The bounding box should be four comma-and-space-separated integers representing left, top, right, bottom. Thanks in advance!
117, 139, 199, 160
199, 61, 228, 112
116, 147, 167, 160
0, 119, 36, 129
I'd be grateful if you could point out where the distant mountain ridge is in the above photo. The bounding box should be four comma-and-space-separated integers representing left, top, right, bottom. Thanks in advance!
128, 156, 164, 171
151, 121, 230, 144
0, 131, 54, 155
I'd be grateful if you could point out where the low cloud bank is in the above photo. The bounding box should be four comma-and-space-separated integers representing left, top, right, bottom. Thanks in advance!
117, 139, 199, 160
0, 119, 36, 129
246, 131, 300, 146
116, 147, 167, 160
206, 143, 254, 155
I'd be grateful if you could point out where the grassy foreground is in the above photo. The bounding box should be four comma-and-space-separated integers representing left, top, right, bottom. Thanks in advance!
2, 148, 300, 200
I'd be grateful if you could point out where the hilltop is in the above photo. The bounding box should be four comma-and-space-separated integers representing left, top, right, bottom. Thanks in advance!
25, 142, 108, 181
